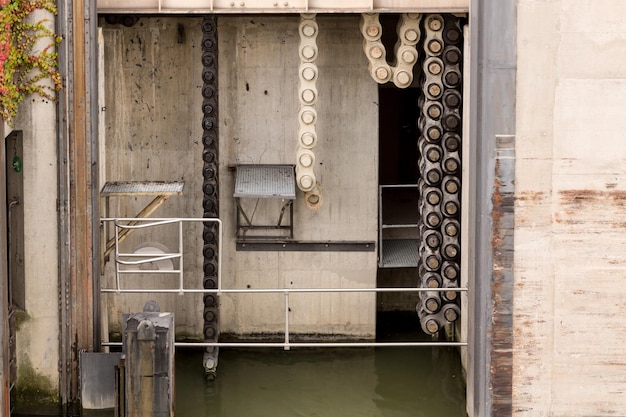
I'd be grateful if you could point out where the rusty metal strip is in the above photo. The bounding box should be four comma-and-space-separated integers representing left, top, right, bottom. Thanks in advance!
490, 134, 515, 416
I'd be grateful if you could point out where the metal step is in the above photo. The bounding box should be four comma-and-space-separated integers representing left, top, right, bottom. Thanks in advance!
379, 239, 419, 268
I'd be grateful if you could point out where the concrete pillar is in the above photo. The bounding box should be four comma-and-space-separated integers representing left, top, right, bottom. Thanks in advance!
125, 311, 174, 417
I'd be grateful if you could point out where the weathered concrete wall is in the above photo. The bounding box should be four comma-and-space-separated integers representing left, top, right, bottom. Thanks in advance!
102, 15, 378, 339
101, 17, 206, 338
11, 10, 60, 411
218, 15, 378, 337
514, 1, 626, 415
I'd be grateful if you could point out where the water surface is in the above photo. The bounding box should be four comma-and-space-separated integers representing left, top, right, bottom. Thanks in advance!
176, 346, 466, 417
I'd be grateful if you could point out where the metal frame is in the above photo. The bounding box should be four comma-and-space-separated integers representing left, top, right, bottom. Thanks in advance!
234, 165, 296, 240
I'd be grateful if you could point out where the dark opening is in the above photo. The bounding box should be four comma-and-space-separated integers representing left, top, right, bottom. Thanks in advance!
376, 86, 421, 340
378, 87, 419, 186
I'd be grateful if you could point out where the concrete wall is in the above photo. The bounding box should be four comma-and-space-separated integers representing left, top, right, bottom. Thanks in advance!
218, 15, 378, 337
102, 15, 378, 339
10, 10, 60, 411
514, 1, 626, 415
101, 16, 206, 338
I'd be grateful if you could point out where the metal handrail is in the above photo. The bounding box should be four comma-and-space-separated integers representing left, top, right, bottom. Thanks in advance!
102, 217, 223, 293
100, 216, 466, 348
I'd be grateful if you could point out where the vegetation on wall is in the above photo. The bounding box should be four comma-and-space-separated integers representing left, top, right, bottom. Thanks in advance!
0, 0, 62, 125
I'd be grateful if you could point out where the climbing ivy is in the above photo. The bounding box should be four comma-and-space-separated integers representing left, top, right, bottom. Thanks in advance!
0, 0, 62, 125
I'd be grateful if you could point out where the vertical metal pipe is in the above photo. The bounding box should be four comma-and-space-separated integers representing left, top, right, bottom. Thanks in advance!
0, 120, 10, 417
115, 226, 120, 292
56, 0, 73, 411
284, 291, 290, 351
378, 185, 382, 267
87, 0, 102, 353
178, 220, 184, 292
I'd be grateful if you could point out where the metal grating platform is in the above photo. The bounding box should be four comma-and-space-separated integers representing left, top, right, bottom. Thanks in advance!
379, 239, 419, 268
234, 165, 296, 199
101, 181, 184, 196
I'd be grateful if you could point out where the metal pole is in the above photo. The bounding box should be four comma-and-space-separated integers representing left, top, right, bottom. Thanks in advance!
178, 220, 184, 292
0, 116, 10, 417
56, 0, 72, 411
284, 292, 290, 350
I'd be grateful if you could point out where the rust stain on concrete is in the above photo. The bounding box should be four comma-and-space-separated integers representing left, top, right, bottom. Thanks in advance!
557, 190, 626, 228
490, 153, 514, 416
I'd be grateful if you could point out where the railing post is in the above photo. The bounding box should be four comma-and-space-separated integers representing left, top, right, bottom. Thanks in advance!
115, 225, 121, 292
178, 219, 184, 293
284, 291, 290, 351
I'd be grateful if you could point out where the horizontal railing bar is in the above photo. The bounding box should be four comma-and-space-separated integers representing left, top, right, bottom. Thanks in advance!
102, 341, 467, 348
381, 224, 419, 228
379, 184, 418, 189
101, 287, 468, 294
116, 270, 182, 275
102, 217, 221, 222
117, 253, 182, 257
116, 254, 181, 265
114, 219, 181, 229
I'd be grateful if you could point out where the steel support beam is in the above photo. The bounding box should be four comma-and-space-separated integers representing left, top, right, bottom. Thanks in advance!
96, 0, 469, 14
467, 0, 516, 416
57, 0, 100, 413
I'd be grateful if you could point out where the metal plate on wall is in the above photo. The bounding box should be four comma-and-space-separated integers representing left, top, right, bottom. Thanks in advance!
80, 352, 123, 410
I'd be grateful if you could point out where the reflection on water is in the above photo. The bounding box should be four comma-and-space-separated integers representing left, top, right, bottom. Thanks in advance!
175, 346, 466, 417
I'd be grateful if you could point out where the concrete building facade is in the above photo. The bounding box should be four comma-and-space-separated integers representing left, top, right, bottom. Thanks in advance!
1, 0, 626, 416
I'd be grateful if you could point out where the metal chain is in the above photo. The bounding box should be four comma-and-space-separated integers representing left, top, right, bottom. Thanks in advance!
360, 13, 422, 88
296, 13, 323, 210
201, 15, 220, 379
416, 14, 464, 335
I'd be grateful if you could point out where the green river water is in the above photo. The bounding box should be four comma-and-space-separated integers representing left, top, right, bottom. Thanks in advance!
175, 345, 467, 417
18, 315, 467, 417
